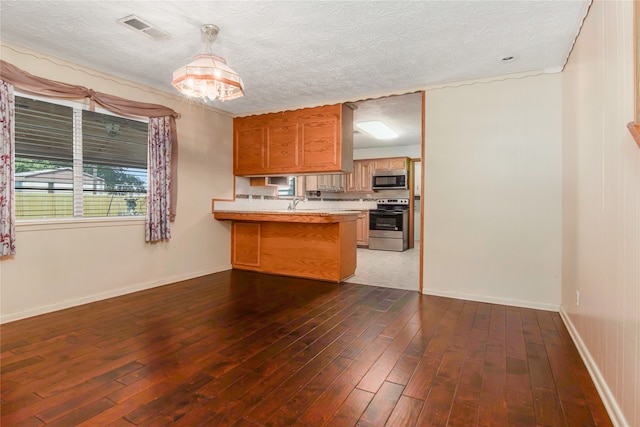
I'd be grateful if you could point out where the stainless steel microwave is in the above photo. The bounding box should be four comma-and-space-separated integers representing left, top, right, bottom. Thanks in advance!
372, 169, 408, 190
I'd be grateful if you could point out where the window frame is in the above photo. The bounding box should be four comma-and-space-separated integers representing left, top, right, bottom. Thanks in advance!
277, 176, 297, 198
14, 91, 149, 223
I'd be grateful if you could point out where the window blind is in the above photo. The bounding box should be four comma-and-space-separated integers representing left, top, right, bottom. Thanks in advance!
15, 96, 73, 162
13, 95, 149, 219
82, 110, 147, 169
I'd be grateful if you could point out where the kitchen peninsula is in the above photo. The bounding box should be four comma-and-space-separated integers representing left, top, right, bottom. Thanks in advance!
213, 210, 359, 282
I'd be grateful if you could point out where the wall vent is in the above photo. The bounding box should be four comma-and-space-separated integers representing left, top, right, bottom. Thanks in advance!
117, 15, 171, 40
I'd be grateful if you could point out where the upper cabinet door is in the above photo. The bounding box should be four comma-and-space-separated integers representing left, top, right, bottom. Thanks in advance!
234, 126, 265, 175
299, 116, 338, 170
387, 157, 409, 170
266, 121, 299, 172
374, 157, 409, 171
346, 159, 374, 193
358, 160, 374, 192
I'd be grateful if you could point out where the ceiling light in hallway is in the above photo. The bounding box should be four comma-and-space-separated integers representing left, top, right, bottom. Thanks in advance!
355, 121, 398, 140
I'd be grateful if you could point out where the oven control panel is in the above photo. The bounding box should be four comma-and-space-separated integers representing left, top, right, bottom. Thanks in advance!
376, 198, 409, 207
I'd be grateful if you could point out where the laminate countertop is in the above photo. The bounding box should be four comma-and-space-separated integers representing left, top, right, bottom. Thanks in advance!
213, 210, 360, 224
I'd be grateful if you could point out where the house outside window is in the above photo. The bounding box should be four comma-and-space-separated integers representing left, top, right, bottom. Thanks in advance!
277, 176, 297, 197
14, 95, 148, 219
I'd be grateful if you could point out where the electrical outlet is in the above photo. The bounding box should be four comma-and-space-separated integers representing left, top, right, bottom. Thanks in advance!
576, 290, 580, 307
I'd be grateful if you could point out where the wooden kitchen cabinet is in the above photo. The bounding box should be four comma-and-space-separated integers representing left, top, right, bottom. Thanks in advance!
346, 156, 409, 193
373, 157, 410, 171
249, 176, 289, 187
299, 114, 339, 170
234, 128, 265, 175
266, 121, 299, 171
346, 159, 374, 193
216, 211, 358, 282
306, 174, 346, 192
234, 104, 353, 176
356, 210, 369, 246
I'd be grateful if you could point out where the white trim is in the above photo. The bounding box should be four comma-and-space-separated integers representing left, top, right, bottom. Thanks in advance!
16, 216, 145, 231
0, 265, 233, 324
72, 108, 84, 217
558, 0, 592, 72
14, 90, 83, 110
559, 307, 629, 427
421, 287, 560, 312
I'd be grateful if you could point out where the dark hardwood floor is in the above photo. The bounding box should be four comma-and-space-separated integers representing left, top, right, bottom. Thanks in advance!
1, 270, 612, 426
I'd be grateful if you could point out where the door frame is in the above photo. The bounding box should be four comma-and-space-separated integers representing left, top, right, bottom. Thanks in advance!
418, 91, 425, 293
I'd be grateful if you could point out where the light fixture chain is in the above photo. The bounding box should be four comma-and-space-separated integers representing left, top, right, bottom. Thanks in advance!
201, 24, 219, 55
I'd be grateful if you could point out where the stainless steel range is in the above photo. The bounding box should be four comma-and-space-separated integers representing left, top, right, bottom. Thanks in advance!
369, 198, 409, 252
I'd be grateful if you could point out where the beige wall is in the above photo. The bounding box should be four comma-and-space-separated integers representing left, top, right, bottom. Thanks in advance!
561, 1, 640, 426
423, 73, 563, 310
0, 43, 234, 322
354, 145, 421, 160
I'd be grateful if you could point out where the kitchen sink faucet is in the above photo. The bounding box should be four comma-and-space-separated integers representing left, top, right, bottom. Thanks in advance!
287, 197, 306, 211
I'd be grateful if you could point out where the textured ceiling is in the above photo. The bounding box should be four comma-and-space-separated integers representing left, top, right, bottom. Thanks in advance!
352, 93, 423, 149
0, 1, 589, 148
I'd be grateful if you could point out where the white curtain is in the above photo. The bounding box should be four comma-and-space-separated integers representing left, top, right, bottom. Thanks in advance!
146, 116, 172, 242
0, 80, 15, 256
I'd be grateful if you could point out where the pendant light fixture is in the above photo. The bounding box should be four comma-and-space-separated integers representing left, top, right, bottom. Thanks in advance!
172, 24, 244, 102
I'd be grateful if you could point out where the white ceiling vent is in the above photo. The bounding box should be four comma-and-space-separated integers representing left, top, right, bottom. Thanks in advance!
117, 15, 171, 40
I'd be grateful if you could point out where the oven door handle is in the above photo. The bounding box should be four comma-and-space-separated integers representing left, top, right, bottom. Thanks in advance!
370, 211, 405, 216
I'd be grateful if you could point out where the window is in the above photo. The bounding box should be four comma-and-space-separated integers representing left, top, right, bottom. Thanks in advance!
14, 95, 148, 219
277, 176, 297, 197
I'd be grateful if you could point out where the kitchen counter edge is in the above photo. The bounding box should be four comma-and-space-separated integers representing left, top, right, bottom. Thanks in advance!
213, 210, 361, 224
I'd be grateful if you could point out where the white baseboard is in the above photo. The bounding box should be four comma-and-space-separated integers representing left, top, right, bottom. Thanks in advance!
559, 307, 628, 427
421, 287, 560, 312
1, 264, 233, 324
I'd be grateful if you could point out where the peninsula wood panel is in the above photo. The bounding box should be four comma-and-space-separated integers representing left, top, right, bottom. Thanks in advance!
269, 220, 355, 282
232, 222, 261, 267
339, 220, 357, 279
226, 217, 357, 282
260, 222, 343, 281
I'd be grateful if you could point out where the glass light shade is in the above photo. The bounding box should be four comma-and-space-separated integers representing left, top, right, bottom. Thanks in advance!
172, 53, 244, 101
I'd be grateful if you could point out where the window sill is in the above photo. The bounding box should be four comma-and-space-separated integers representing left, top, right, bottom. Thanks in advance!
627, 122, 640, 148
16, 216, 145, 232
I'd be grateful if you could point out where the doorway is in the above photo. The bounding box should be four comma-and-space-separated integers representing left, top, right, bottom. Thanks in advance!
346, 92, 424, 292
